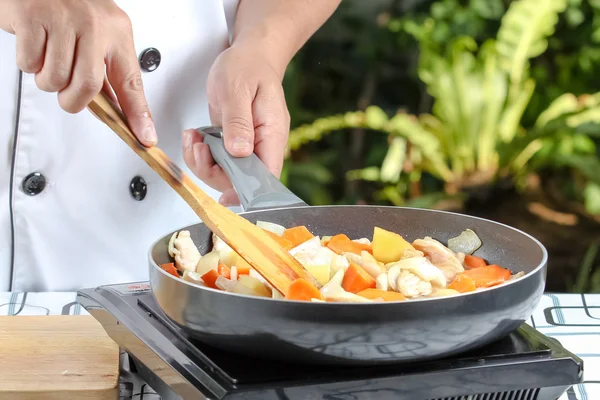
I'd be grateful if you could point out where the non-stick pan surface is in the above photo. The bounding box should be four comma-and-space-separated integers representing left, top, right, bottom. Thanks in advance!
148, 127, 547, 366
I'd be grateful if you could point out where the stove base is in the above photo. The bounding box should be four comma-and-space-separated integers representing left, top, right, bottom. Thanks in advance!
77, 283, 584, 400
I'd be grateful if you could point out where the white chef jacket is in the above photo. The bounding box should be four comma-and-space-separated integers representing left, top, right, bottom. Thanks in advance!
0, 0, 240, 292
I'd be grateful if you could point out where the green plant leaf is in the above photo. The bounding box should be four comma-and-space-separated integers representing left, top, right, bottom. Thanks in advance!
380, 137, 406, 183
478, 39, 507, 171
534, 93, 579, 129
365, 106, 389, 130
584, 182, 600, 215
287, 161, 334, 184
573, 240, 599, 293
346, 167, 381, 182
498, 78, 536, 142
496, 0, 568, 88
387, 113, 454, 182
556, 154, 600, 185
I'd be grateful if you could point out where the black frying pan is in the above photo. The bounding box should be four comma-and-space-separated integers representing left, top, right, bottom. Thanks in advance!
148, 127, 547, 366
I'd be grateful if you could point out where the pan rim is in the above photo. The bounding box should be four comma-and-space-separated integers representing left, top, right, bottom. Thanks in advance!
148, 205, 548, 305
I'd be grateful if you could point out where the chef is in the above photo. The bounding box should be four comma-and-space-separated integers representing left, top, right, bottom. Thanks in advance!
0, 0, 340, 292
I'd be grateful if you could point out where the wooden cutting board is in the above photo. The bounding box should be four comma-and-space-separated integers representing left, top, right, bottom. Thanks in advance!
0, 316, 120, 400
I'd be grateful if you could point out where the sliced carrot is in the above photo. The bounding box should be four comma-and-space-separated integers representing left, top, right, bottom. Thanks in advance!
464, 254, 487, 269
263, 229, 294, 250
327, 234, 372, 255
462, 265, 511, 288
201, 269, 220, 289
218, 264, 231, 279
357, 288, 406, 302
282, 226, 315, 247
286, 278, 324, 301
160, 263, 180, 278
236, 265, 251, 275
448, 274, 476, 293
342, 262, 377, 293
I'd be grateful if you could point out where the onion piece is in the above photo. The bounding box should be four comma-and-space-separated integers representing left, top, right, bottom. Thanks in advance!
167, 232, 178, 258
215, 275, 236, 291
183, 270, 206, 286
428, 288, 460, 298
376, 273, 388, 291
289, 236, 321, 256
256, 221, 286, 236
196, 251, 220, 275
447, 229, 482, 255
234, 276, 271, 297
508, 271, 525, 281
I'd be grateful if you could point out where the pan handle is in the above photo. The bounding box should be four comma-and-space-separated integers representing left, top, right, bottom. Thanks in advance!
196, 126, 307, 212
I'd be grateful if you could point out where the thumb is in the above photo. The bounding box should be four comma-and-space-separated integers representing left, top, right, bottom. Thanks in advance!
106, 42, 157, 147
220, 92, 255, 157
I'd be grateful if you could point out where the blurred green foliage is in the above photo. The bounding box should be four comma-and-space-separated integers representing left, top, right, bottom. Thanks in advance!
282, 0, 600, 219
280, 0, 600, 292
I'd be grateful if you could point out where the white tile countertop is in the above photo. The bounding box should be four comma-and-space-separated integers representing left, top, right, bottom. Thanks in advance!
1, 291, 599, 400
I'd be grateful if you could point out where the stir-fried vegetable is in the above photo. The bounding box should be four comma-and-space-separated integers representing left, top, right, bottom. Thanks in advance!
447, 229, 482, 255
161, 224, 524, 303
282, 226, 314, 247
372, 227, 414, 263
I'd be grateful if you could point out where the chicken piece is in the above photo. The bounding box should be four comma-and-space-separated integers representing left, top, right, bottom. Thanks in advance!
400, 248, 425, 260
397, 270, 432, 298
412, 237, 464, 283
455, 252, 466, 267
352, 238, 371, 245
169, 231, 201, 273
212, 233, 229, 252
387, 257, 446, 288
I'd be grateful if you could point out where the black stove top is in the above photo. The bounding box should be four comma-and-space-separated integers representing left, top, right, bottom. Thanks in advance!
77, 282, 584, 400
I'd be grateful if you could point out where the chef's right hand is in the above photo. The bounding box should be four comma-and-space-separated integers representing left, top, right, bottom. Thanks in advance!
0, 0, 157, 146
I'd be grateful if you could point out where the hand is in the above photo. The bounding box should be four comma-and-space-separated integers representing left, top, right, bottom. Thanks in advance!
182, 44, 290, 206
0, 0, 157, 146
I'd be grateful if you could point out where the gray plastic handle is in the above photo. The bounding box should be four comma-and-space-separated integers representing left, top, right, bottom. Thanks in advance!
196, 126, 307, 212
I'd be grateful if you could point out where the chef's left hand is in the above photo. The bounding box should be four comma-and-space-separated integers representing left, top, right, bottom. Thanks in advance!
182, 44, 290, 206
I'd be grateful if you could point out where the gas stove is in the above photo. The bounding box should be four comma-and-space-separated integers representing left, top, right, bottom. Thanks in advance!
77, 282, 584, 400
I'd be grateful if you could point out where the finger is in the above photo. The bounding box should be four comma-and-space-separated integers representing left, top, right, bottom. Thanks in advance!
219, 189, 240, 207
101, 77, 119, 104
181, 129, 232, 192
182, 129, 201, 176
252, 84, 290, 178
105, 30, 156, 146
58, 34, 104, 113
15, 22, 46, 74
220, 89, 255, 157
34, 26, 76, 92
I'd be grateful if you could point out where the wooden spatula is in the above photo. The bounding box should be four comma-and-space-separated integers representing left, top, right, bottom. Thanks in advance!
88, 91, 320, 296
